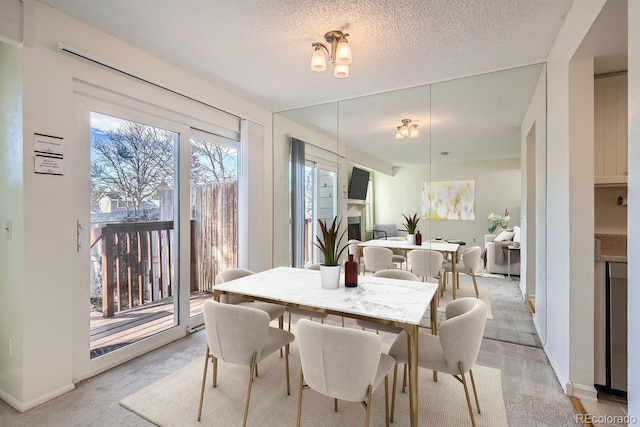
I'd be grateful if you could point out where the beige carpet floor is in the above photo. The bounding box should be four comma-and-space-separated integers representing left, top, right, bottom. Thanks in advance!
121, 340, 507, 427
437, 284, 494, 319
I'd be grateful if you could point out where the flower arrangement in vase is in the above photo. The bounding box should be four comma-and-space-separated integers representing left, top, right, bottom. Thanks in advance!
487, 209, 511, 233
313, 217, 348, 289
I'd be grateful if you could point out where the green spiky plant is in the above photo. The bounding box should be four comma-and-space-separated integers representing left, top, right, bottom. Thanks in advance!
402, 213, 420, 234
313, 217, 348, 266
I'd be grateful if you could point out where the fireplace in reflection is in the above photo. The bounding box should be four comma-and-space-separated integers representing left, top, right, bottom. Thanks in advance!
348, 216, 361, 241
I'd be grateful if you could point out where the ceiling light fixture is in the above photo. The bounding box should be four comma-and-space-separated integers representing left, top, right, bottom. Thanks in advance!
394, 119, 419, 140
310, 30, 352, 78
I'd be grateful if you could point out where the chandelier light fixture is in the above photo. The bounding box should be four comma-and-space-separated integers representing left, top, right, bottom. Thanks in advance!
395, 119, 419, 140
310, 30, 352, 78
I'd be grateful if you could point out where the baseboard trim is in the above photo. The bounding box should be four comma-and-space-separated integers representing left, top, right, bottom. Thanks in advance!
526, 299, 535, 314
0, 382, 75, 412
567, 382, 599, 401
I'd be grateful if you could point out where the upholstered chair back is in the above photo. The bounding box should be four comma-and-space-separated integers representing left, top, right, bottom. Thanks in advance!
363, 247, 394, 272
461, 246, 482, 273
408, 249, 444, 280
372, 269, 419, 281
202, 300, 269, 365
347, 239, 361, 256
297, 319, 383, 402
439, 298, 487, 373
215, 268, 254, 304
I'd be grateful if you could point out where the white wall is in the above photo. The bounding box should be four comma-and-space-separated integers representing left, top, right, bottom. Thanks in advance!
521, 67, 547, 307
0, 41, 25, 406
1, 1, 273, 410
373, 159, 521, 247
627, 0, 639, 419
544, 0, 605, 399
568, 57, 596, 399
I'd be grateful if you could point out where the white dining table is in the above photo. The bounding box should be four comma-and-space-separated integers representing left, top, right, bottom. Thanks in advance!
213, 266, 439, 427
357, 238, 460, 291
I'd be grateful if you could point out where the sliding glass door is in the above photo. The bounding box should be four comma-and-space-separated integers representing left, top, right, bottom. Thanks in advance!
88, 111, 179, 359
304, 160, 338, 266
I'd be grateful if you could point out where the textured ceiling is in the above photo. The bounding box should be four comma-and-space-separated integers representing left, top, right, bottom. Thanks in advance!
38, 0, 574, 111
37, 0, 601, 166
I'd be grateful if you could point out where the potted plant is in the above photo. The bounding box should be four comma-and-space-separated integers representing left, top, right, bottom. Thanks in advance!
487, 209, 510, 233
313, 216, 348, 289
402, 213, 420, 245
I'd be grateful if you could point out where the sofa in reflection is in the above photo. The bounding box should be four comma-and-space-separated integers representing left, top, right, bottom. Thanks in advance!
484, 226, 521, 276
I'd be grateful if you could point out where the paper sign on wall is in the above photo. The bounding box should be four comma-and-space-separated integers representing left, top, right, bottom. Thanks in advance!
35, 155, 64, 175
34, 133, 64, 155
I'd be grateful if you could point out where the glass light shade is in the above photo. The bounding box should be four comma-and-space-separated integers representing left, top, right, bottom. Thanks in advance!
395, 127, 403, 140
335, 38, 352, 65
400, 124, 410, 137
409, 125, 419, 139
334, 64, 349, 78
311, 46, 327, 72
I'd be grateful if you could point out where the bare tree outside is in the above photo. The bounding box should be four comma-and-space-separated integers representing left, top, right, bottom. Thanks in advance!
91, 120, 175, 216
190, 138, 237, 185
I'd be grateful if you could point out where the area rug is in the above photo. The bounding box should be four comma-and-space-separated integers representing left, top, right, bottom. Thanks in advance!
437, 283, 494, 319
121, 342, 508, 427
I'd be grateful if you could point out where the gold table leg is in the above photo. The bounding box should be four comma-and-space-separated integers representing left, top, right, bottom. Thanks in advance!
404, 323, 419, 427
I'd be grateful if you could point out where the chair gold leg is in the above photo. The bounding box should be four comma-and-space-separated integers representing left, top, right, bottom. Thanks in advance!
364, 385, 373, 427
469, 369, 481, 413
402, 363, 407, 393
243, 353, 257, 427
471, 272, 479, 298
197, 347, 210, 421
288, 312, 292, 331
285, 343, 291, 395
459, 363, 477, 427
334, 398, 338, 412
433, 369, 438, 382
384, 375, 390, 427
296, 368, 304, 427
213, 356, 218, 387
255, 363, 259, 377
280, 315, 285, 357
390, 363, 398, 423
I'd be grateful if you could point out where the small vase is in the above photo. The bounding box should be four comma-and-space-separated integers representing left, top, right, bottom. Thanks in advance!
344, 254, 358, 287
319, 264, 341, 289
407, 234, 416, 245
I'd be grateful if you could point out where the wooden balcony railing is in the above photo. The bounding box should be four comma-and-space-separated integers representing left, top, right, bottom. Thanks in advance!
91, 221, 174, 317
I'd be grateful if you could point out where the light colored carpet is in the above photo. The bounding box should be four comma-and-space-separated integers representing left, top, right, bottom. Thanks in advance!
437, 284, 494, 319
120, 341, 507, 427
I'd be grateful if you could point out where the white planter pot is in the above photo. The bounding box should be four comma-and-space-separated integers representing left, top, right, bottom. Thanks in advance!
319, 265, 341, 289
407, 234, 416, 245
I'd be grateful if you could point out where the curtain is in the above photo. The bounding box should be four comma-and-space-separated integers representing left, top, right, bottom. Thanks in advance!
290, 137, 306, 268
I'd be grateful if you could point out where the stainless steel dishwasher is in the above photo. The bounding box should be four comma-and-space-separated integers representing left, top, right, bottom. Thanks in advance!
606, 261, 627, 395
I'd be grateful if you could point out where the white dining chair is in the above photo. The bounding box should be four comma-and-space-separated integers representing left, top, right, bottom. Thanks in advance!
215, 268, 287, 321
363, 247, 394, 273
388, 298, 487, 427
296, 319, 396, 427
443, 246, 482, 299
408, 249, 445, 304
198, 300, 295, 426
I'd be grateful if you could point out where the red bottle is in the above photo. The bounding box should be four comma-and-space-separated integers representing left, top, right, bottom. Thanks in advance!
344, 254, 358, 287
415, 230, 422, 245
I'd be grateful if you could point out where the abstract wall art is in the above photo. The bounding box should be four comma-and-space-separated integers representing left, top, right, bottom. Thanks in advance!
421, 180, 476, 220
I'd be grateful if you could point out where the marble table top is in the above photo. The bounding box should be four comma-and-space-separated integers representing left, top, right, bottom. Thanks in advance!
357, 238, 460, 253
214, 266, 438, 325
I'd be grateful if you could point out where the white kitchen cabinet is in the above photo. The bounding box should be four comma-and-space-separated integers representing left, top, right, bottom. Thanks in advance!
594, 74, 627, 185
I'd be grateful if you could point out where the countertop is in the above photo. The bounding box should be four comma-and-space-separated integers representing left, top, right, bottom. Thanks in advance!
595, 234, 627, 262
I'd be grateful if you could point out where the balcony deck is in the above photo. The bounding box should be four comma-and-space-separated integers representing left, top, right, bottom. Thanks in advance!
90, 291, 211, 358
